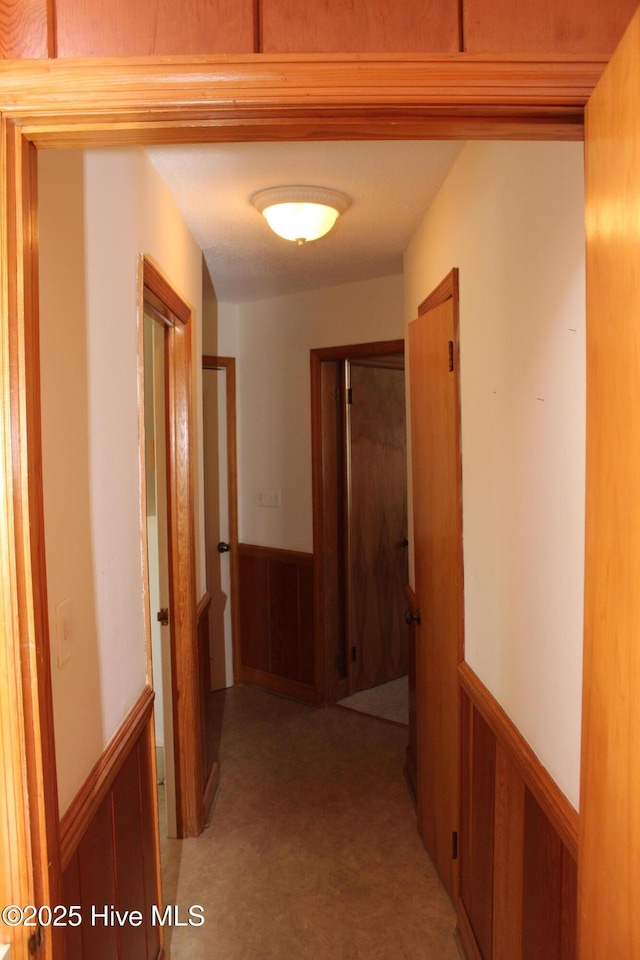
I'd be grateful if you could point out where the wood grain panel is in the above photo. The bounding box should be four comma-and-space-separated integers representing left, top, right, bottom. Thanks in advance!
409, 270, 462, 900
112, 747, 147, 960
269, 559, 300, 679
522, 788, 564, 960
137, 727, 162, 960
238, 553, 271, 672
460, 704, 496, 960
0, 0, 51, 58
262, 0, 459, 52
405, 584, 418, 803
56, 0, 255, 57
560, 849, 577, 960
77, 793, 119, 960
492, 742, 524, 960
298, 561, 315, 686
62, 850, 83, 960
580, 9, 640, 958
349, 363, 408, 693
464, 0, 637, 55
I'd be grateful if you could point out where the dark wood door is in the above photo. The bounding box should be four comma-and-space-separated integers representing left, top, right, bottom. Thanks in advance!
348, 362, 409, 693
408, 270, 463, 900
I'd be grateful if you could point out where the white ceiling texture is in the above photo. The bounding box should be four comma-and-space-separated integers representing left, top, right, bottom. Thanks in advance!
146, 140, 464, 303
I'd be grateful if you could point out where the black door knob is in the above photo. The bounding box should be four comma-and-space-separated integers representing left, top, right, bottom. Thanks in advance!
405, 609, 421, 626
217, 541, 230, 553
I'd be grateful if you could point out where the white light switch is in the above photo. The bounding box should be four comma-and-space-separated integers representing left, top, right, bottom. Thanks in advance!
258, 488, 281, 508
55, 598, 72, 667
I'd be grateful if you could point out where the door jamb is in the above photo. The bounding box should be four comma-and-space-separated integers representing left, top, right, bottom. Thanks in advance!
0, 55, 596, 960
139, 256, 201, 839
202, 355, 240, 684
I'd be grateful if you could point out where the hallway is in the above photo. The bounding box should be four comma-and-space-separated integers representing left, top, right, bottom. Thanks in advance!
160, 686, 460, 959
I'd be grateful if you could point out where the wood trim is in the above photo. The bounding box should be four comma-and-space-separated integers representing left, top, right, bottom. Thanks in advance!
456, 898, 484, 960
458, 661, 578, 859
195, 589, 212, 623
418, 267, 458, 315
59, 685, 154, 870
238, 542, 313, 565
142, 256, 201, 839
203, 759, 220, 818
311, 339, 406, 707
0, 55, 603, 144
202, 355, 240, 683
241, 665, 317, 705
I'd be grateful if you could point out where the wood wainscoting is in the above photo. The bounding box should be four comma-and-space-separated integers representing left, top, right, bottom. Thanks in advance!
59, 686, 163, 960
457, 663, 578, 960
238, 543, 316, 704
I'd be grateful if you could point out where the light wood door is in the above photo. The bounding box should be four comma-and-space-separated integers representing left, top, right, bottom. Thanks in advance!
408, 271, 463, 900
579, 8, 640, 957
348, 362, 409, 693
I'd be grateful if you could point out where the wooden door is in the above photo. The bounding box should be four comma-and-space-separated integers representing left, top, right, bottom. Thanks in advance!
408, 270, 463, 900
579, 8, 640, 957
348, 361, 409, 693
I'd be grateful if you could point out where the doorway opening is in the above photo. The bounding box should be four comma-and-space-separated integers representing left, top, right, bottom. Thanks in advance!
311, 339, 409, 709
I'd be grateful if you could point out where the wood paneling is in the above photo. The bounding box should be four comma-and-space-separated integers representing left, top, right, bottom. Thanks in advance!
56, 0, 255, 57
0, 0, 51, 58
460, 702, 496, 959
261, 0, 459, 53
404, 584, 418, 803
580, 10, 640, 957
238, 543, 315, 699
409, 270, 462, 900
463, 0, 638, 56
459, 664, 578, 960
61, 689, 161, 960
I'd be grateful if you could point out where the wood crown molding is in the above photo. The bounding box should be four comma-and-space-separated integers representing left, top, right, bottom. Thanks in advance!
458, 661, 579, 859
59, 685, 154, 869
0, 54, 607, 143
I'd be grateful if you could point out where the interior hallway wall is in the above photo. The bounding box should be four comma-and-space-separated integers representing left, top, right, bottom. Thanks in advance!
403, 141, 586, 809
39, 147, 205, 814
216, 275, 404, 554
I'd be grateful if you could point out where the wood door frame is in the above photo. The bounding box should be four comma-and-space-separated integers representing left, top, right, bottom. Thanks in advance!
310, 339, 405, 704
202, 355, 241, 684
0, 51, 607, 960
139, 257, 201, 839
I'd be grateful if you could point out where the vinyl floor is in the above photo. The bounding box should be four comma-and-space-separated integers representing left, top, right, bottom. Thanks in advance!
159, 685, 460, 959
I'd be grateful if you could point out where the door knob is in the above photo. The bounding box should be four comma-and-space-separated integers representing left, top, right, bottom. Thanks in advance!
405, 609, 421, 626
217, 541, 230, 553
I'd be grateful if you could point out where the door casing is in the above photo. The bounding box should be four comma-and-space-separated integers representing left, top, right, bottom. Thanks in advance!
0, 49, 610, 960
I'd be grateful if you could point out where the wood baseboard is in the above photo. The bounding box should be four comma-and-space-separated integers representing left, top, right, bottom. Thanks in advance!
456, 901, 483, 960
458, 662, 578, 859
59, 685, 154, 869
241, 666, 317, 705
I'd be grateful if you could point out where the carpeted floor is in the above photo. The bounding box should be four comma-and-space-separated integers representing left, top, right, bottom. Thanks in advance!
160, 685, 459, 959
337, 676, 409, 724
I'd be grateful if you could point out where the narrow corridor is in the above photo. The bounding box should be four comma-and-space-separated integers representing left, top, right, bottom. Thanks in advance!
161, 686, 460, 959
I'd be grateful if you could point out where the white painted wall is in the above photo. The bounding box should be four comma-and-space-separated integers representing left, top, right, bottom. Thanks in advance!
404, 141, 586, 809
219, 276, 404, 554
39, 147, 204, 814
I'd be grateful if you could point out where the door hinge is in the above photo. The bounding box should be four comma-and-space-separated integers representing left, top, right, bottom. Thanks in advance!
346, 387, 353, 405
157, 608, 169, 626
448, 340, 454, 373
351, 645, 357, 663
452, 831, 458, 860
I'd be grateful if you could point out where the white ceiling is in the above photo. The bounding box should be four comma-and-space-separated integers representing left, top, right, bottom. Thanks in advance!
146, 140, 464, 303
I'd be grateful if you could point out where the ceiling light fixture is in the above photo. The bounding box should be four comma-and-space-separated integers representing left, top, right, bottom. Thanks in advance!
252, 186, 351, 245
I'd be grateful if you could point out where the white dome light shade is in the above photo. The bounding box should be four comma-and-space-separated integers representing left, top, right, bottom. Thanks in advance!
252, 186, 351, 244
